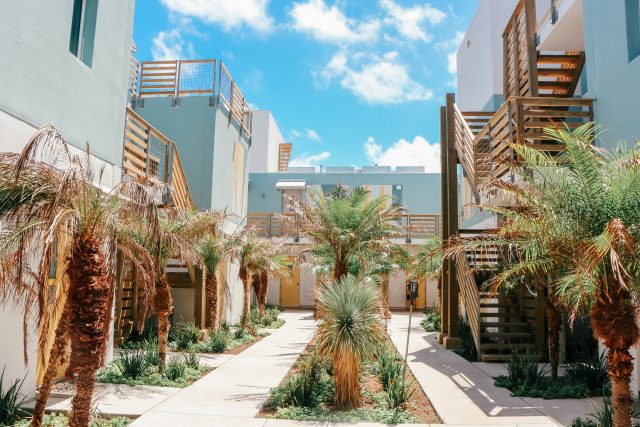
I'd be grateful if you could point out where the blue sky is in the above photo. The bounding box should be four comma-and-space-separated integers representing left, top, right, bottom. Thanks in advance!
133, 0, 478, 171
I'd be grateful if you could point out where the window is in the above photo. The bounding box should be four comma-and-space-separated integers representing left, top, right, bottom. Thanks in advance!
69, 0, 99, 67
626, 0, 640, 61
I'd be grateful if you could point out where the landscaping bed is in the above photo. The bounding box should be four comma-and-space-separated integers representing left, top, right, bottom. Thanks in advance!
260, 338, 440, 424
12, 413, 131, 427
494, 348, 608, 399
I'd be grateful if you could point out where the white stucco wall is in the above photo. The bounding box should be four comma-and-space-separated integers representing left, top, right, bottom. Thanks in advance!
457, 0, 518, 111
249, 110, 284, 173
299, 265, 316, 307
389, 270, 407, 309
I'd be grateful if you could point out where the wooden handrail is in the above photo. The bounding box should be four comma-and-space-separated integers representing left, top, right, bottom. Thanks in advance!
246, 212, 442, 240
169, 145, 195, 211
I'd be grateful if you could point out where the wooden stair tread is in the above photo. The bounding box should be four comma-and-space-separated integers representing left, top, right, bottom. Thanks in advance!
481, 331, 533, 339
479, 302, 518, 308
481, 321, 529, 327
480, 354, 514, 362
480, 342, 534, 350
537, 54, 583, 64
537, 68, 576, 77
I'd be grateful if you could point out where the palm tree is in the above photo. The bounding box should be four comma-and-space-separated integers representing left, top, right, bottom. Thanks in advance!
0, 126, 160, 427
315, 275, 385, 409
236, 233, 273, 329
446, 124, 640, 427
194, 221, 245, 330
291, 187, 401, 282
252, 241, 289, 317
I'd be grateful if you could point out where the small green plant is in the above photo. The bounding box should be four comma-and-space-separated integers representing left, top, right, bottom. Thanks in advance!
565, 350, 608, 392
456, 316, 477, 360
506, 346, 546, 386
0, 367, 28, 426
385, 378, 414, 409
376, 348, 403, 390
13, 413, 133, 427
142, 336, 160, 367
184, 351, 200, 370
171, 321, 201, 351
207, 329, 229, 353
116, 351, 148, 379
268, 349, 331, 408
164, 359, 188, 381
420, 309, 441, 332
234, 327, 247, 340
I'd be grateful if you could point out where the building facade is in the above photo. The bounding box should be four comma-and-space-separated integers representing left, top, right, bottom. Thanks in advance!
0, 0, 136, 394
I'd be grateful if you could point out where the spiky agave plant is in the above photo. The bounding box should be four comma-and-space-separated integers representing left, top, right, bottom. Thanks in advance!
315, 275, 385, 409
0, 126, 160, 427
445, 123, 640, 427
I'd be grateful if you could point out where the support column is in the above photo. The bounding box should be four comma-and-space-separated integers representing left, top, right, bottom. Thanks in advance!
193, 267, 206, 329
443, 93, 461, 350
438, 106, 449, 344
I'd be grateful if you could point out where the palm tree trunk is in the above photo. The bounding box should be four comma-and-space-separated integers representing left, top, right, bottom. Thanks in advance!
65, 234, 112, 427
591, 282, 639, 427
67, 368, 95, 427
258, 270, 269, 318
544, 296, 561, 379
240, 267, 250, 329
609, 348, 635, 427
31, 305, 71, 427
205, 270, 219, 330
333, 262, 348, 282
155, 274, 173, 370
333, 350, 361, 409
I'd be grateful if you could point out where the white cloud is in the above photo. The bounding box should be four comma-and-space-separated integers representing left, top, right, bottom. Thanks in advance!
380, 0, 446, 42
305, 128, 321, 141
447, 51, 457, 75
290, 129, 301, 139
289, 0, 380, 44
436, 31, 465, 51
289, 151, 331, 167
316, 51, 433, 104
151, 28, 196, 60
159, 0, 273, 32
364, 136, 440, 172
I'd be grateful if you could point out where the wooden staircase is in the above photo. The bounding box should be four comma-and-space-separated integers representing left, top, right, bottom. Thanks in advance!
478, 291, 536, 362
537, 52, 585, 97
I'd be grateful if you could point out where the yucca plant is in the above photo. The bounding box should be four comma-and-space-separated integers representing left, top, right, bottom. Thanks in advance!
0, 367, 27, 425
115, 351, 148, 379
445, 123, 640, 427
315, 276, 385, 409
0, 126, 161, 427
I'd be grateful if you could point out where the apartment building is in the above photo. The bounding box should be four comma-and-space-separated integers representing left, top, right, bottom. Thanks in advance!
246, 115, 442, 310
439, 0, 640, 375
0, 0, 136, 394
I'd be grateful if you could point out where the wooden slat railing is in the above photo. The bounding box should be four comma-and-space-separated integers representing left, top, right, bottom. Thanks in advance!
169, 145, 195, 211
453, 97, 594, 191
247, 212, 442, 240
139, 59, 216, 97
456, 252, 481, 353
503, 0, 538, 99
453, 105, 479, 189
122, 108, 195, 210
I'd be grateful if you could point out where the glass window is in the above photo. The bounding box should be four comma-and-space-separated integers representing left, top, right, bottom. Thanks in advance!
626, 0, 640, 61
69, 0, 99, 67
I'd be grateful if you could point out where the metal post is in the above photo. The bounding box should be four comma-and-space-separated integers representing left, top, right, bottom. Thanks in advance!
403, 280, 419, 386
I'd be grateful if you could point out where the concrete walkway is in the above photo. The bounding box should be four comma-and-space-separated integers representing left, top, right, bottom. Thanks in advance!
387, 312, 595, 427
131, 310, 317, 426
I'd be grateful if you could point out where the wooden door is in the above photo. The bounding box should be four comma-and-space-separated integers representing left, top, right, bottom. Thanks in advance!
280, 262, 300, 307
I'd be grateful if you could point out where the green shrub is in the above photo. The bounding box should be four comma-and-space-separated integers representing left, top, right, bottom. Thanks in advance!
420, 309, 441, 332
142, 337, 160, 367
565, 350, 608, 392
170, 321, 201, 351
164, 360, 188, 381
0, 367, 27, 426
207, 329, 229, 353
234, 327, 246, 340
272, 405, 417, 424
116, 351, 148, 379
456, 316, 477, 360
376, 348, 403, 391
385, 378, 413, 409
268, 350, 332, 408
506, 346, 546, 387
184, 351, 200, 370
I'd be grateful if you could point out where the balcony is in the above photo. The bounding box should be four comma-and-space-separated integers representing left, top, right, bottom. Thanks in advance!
133, 59, 253, 137
247, 212, 442, 241
122, 108, 195, 210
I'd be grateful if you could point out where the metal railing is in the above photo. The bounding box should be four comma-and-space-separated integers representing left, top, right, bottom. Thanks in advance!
135, 59, 252, 137
535, 0, 555, 30
247, 212, 442, 240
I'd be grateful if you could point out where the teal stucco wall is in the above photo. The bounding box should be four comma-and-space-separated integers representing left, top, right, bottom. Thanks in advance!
248, 172, 441, 214
583, 0, 640, 148
133, 97, 250, 216
0, 0, 135, 165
